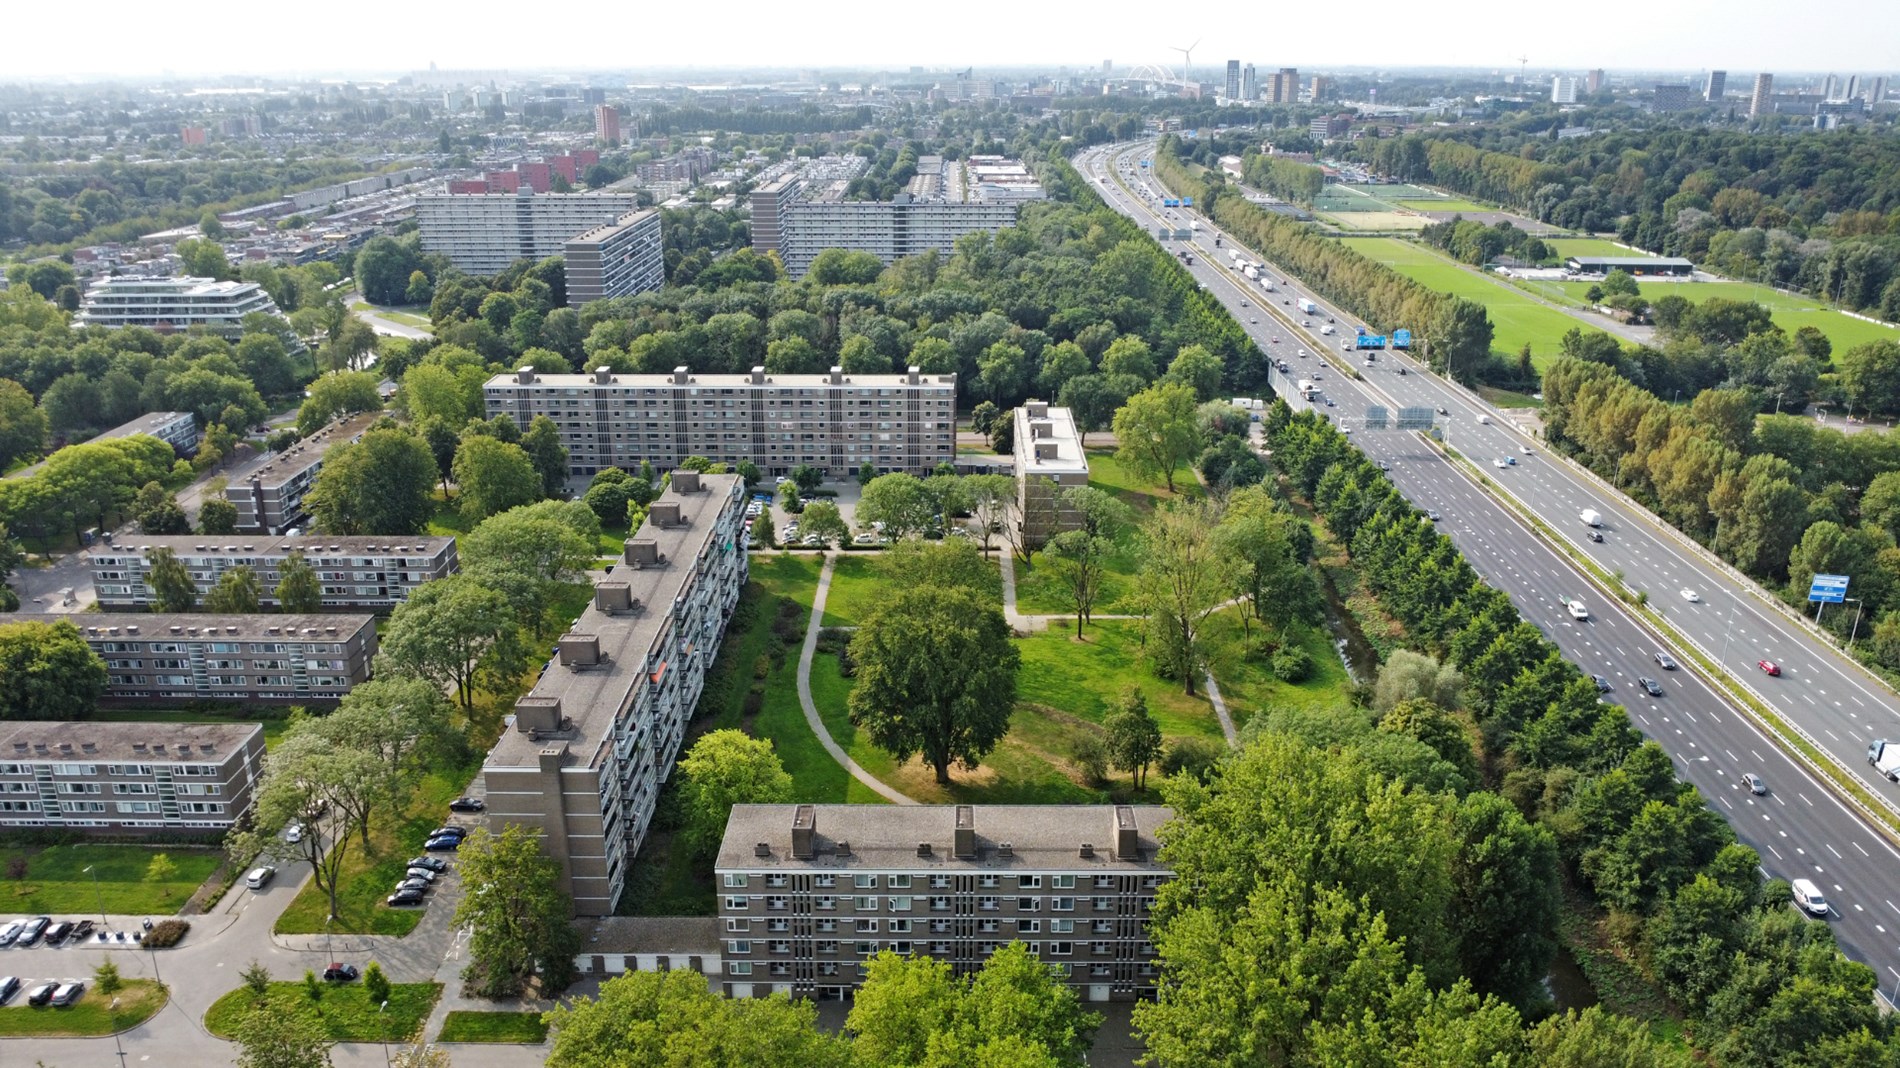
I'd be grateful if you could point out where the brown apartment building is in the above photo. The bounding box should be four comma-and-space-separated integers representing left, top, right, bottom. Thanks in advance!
228, 411, 381, 534
715, 804, 1172, 1002
1012, 401, 1091, 549
0, 721, 266, 837
481, 471, 749, 916
70, 613, 378, 705
89, 535, 458, 611
483, 366, 957, 481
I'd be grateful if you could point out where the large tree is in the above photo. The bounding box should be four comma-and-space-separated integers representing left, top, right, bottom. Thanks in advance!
199, 494, 239, 536
304, 427, 438, 536
520, 414, 570, 498
1138, 498, 1237, 695
545, 969, 854, 1068
274, 552, 321, 613
233, 1004, 333, 1068
452, 825, 581, 998
676, 729, 795, 857
1113, 382, 1201, 493
318, 676, 458, 822
452, 435, 543, 523
1037, 485, 1133, 638
847, 584, 1020, 784
378, 575, 525, 709
295, 371, 382, 436
849, 943, 1100, 1068
856, 472, 937, 538
1104, 686, 1164, 790
225, 728, 383, 922
145, 546, 198, 611
203, 564, 263, 613
0, 378, 47, 471
461, 499, 600, 633
0, 619, 107, 721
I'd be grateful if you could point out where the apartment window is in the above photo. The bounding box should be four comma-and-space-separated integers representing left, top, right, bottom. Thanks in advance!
888, 896, 911, 912
728, 962, 753, 976
1052, 897, 1075, 911
978, 896, 1000, 912
724, 919, 751, 933
764, 874, 788, 888
979, 874, 1000, 888
855, 919, 879, 934
722, 874, 748, 888
770, 941, 792, 955
1093, 897, 1114, 912
1050, 942, 1074, 956
887, 874, 911, 889
766, 896, 789, 911
1052, 875, 1076, 890
889, 919, 911, 934
979, 919, 1000, 933
853, 874, 877, 889
1018, 919, 1042, 933
815, 895, 836, 911
817, 940, 839, 954
814, 874, 836, 889
1091, 941, 1113, 956
930, 942, 952, 955
817, 919, 838, 933
767, 919, 790, 933
1018, 875, 1042, 889
929, 875, 951, 890
724, 896, 749, 910
930, 897, 951, 912
1094, 876, 1115, 890
726, 940, 752, 954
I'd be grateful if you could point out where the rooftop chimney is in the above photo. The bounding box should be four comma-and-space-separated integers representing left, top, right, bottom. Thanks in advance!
595, 582, 635, 614
514, 695, 563, 734
1115, 805, 1140, 861
670, 470, 701, 493
917, 842, 933, 857
671, 365, 690, 385
1024, 401, 1049, 419
755, 842, 771, 857
829, 366, 844, 385
593, 366, 613, 384
624, 539, 661, 567
516, 367, 536, 384
558, 634, 602, 668
648, 502, 682, 528
907, 365, 921, 385
750, 366, 766, 385
792, 804, 816, 859
954, 805, 977, 859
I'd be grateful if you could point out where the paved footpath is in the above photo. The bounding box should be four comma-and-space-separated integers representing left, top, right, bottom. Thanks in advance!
795, 552, 914, 804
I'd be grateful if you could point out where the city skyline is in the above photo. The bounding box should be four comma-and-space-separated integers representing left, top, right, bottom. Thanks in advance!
14, 0, 1899, 80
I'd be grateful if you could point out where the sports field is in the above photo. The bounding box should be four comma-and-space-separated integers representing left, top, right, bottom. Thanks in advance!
1555, 279, 1899, 353
1545, 237, 1644, 259
1344, 237, 1593, 368
1322, 211, 1430, 231
1394, 198, 1493, 213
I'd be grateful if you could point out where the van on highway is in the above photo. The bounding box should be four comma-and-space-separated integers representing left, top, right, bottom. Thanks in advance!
1791, 878, 1829, 917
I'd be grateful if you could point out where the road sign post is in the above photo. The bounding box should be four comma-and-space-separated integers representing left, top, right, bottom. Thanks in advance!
1809, 573, 1850, 626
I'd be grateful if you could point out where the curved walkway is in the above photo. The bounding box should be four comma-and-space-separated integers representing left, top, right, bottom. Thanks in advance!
797, 553, 916, 804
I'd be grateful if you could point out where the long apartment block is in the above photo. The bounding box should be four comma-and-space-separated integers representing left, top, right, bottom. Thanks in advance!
89, 535, 458, 611
564, 209, 664, 308
416, 191, 645, 276
228, 411, 381, 534
716, 804, 1171, 1002
72, 613, 377, 705
76, 276, 284, 338
0, 721, 266, 836
484, 366, 956, 479
481, 471, 748, 916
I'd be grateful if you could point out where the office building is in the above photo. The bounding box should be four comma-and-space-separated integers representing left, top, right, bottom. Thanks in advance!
77, 613, 378, 704
1241, 63, 1257, 101
1267, 67, 1300, 103
88, 534, 459, 611
1705, 70, 1727, 101
227, 412, 381, 534
485, 365, 957, 479
1310, 114, 1352, 141
595, 103, 621, 144
0, 721, 265, 836
564, 210, 665, 308
1013, 402, 1090, 549
1652, 84, 1693, 112
715, 804, 1171, 1001
1551, 76, 1579, 104
1224, 60, 1240, 100
1752, 73, 1775, 117
416, 191, 644, 275
77, 277, 284, 339
482, 472, 748, 916
1587, 69, 1606, 93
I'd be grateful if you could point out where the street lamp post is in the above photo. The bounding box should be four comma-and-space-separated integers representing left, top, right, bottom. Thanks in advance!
84, 864, 107, 933
379, 999, 393, 1068
111, 997, 128, 1068
1847, 597, 1867, 651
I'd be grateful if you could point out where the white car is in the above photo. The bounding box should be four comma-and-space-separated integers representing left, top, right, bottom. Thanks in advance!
284, 822, 304, 844
1680, 589, 1700, 603
1493, 458, 1510, 468
1566, 599, 1590, 621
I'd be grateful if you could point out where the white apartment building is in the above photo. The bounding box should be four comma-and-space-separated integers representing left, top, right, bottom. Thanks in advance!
76, 276, 284, 338
1013, 401, 1091, 548
416, 190, 645, 275
1551, 76, 1580, 104
89, 535, 459, 611
481, 471, 748, 915
564, 209, 665, 308
484, 365, 957, 479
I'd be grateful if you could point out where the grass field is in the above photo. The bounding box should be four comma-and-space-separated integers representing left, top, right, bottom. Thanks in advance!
1545, 238, 1642, 259
0, 843, 222, 915
1016, 541, 1144, 617
1394, 199, 1493, 213
1200, 611, 1354, 731
1555, 279, 1900, 353
1344, 237, 1593, 367
0, 979, 166, 1037
204, 981, 440, 1042
437, 1010, 550, 1043
1323, 211, 1431, 232
822, 552, 1002, 628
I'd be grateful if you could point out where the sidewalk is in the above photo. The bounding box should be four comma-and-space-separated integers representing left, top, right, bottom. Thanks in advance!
796, 552, 914, 804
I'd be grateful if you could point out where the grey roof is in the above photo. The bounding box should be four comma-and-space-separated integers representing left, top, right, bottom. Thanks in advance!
245, 411, 382, 490
0, 720, 263, 763
485, 473, 743, 771
1566, 256, 1695, 267
93, 534, 454, 558
581, 916, 721, 956
716, 804, 1174, 874
68, 614, 375, 641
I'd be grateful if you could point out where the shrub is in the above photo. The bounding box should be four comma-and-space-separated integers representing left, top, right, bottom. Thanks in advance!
1072, 729, 1111, 787
241, 959, 271, 999
94, 959, 124, 995
1271, 645, 1313, 683
144, 919, 191, 948
1160, 737, 1226, 783
364, 961, 392, 1005
4, 855, 25, 880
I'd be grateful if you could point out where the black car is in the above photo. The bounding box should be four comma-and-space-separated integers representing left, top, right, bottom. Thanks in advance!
16, 916, 49, 946
43, 920, 73, 945
423, 835, 461, 852
407, 856, 449, 873
387, 888, 426, 907
25, 982, 57, 1006
1638, 677, 1665, 697
428, 825, 468, 841
1591, 675, 1613, 693
0, 976, 20, 1005
1586, 529, 1604, 543
322, 964, 360, 983
448, 797, 486, 814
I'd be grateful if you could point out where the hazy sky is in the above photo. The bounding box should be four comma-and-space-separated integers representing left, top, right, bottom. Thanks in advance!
14, 0, 1898, 80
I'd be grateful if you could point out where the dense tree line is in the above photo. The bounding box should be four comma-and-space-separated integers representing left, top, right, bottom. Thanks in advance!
1419, 217, 1553, 267
1351, 128, 1900, 320
1172, 131, 1325, 205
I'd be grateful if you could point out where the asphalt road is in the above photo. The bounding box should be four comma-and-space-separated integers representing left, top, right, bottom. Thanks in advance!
1080, 142, 1900, 1003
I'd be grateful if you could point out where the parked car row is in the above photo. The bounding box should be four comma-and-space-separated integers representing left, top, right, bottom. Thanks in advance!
0, 918, 97, 948
0, 975, 84, 1006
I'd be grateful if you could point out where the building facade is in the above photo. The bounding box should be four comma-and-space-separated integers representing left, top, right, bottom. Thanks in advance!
0, 722, 266, 836
484, 365, 957, 479
482, 472, 748, 916
416, 191, 644, 275
748, 176, 798, 261
564, 210, 665, 308
595, 104, 622, 143
1013, 402, 1090, 549
74, 613, 377, 704
1551, 76, 1579, 104
228, 412, 381, 534
76, 277, 283, 339
1241, 63, 1257, 101
1224, 60, 1241, 100
715, 804, 1172, 1002
1651, 84, 1693, 112
89, 535, 458, 611
1267, 68, 1300, 103
1752, 73, 1775, 117
1706, 70, 1727, 101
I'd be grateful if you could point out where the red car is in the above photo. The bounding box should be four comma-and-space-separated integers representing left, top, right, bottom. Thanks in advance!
1758, 660, 1781, 676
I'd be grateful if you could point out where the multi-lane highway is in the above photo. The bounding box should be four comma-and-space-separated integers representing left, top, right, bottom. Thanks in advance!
1077, 141, 1900, 1002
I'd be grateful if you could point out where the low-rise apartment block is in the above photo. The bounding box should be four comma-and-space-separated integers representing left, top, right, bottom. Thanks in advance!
1012, 401, 1091, 549
229, 412, 381, 534
481, 471, 748, 916
0, 721, 266, 836
716, 804, 1171, 1002
89, 535, 458, 611
563, 209, 665, 308
10, 411, 199, 481
484, 366, 956, 479
74, 613, 377, 704
76, 276, 285, 339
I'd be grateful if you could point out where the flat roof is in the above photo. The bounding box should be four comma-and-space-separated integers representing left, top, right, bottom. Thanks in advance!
566, 208, 659, 245
582, 916, 720, 956
488, 368, 956, 390
241, 411, 382, 491
1014, 403, 1090, 477
485, 473, 743, 772
717, 804, 1173, 873
0, 720, 263, 764
91, 533, 454, 559
69, 613, 374, 640
1567, 256, 1695, 267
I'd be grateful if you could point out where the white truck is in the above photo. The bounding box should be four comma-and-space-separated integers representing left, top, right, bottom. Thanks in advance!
1298, 298, 1319, 315
1319, 324, 1336, 335
1297, 379, 1319, 401
1869, 740, 1900, 782
1260, 279, 1277, 292
1243, 265, 1260, 281
1580, 509, 1602, 528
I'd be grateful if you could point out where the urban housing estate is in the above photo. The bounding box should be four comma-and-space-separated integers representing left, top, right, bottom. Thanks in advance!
715, 803, 1171, 1002
1012, 401, 1091, 549
72, 613, 378, 704
481, 471, 748, 916
484, 366, 957, 479
0, 721, 266, 837
227, 412, 381, 534
89, 534, 459, 611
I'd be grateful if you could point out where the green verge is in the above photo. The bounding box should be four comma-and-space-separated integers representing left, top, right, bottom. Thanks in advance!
204, 981, 441, 1042
0, 979, 166, 1037
0, 843, 221, 915
437, 1009, 550, 1043
1340, 237, 1589, 369
822, 553, 1003, 628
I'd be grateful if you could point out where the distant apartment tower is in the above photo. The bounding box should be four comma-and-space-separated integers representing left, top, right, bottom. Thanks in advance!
563, 210, 665, 309
77, 277, 283, 340
180, 126, 207, 146
1751, 73, 1775, 117
485, 365, 957, 479
1241, 63, 1257, 101
1267, 68, 1300, 103
1310, 75, 1330, 101
90, 535, 458, 612
1652, 85, 1693, 113
1705, 70, 1727, 101
594, 104, 621, 144
482, 472, 748, 916
747, 175, 798, 262
1586, 69, 1605, 93
1310, 114, 1352, 141
1225, 60, 1241, 100
77, 613, 378, 705
416, 191, 643, 275
1013, 402, 1090, 549
0, 721, 266, 837
715, 804, 1172, 1001
1551, 76, 1579, 104
582, 87, 607, 106
226, 412, 381, 534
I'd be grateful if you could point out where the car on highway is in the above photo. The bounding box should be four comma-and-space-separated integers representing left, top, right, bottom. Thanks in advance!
1520, 446, 1531, 454
1325, 397, 1336, 407
322, 964, 360, 983
1494, 458, 1509, 468
1586, 530, 1604, 543
1654, 652, 1679, 670
1436, 407, 1449, 416
1742, 773, 1768, 795
1240, 299, 1248, 307
1638, 677, 1665, 697
1250, 317, 1257, 324
387, 888, 426, 907
448, 797, 485, 813
1792, 878, 1830, 916
1680, 589, 1699, 602
1427, 511, 1441, 522
1566, 599, 1590, 621
1378, 461, 1390, 471
1591, 674, 1613, 693
1759, 660, 1782, 676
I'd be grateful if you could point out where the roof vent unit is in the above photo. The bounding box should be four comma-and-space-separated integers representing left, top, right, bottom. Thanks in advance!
997, 842, 1013, 858
593, 366, 613, 385
792, 805, 817, 859
917, 842, 933, 857
1079, 843, 1095, 859
649, 502, 682, 528
754, 842, 771, 858
558, 634, 603, 668
595, 582, 636, 614
834, 840, 851, 857
624, 540, 663, 567
671, 471, 701, 493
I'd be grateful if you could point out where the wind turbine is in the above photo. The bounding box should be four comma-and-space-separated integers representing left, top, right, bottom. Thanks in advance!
1171, 39, 1201, 89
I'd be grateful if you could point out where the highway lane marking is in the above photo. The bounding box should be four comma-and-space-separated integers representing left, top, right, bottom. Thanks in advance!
1856, 841, 1871, 856
1828, 843, 1844, 858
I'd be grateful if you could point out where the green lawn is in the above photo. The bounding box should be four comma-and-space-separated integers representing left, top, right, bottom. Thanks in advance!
1015, 542, 1144, 617
0, 843, 221, 915
1083, 448, 1200, 513
1343, 237, 1594, 368
1200, 610, 1354, 731
1555, 278, 1900, 354
350, 301, 434, 331
1394, 198, 1494, 214
822, 552, 1003, 628
0, 979, 166, 1037
438, 1010, 550, 1043
1545, 238, 1641, 260
204, 981, 440, 1042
